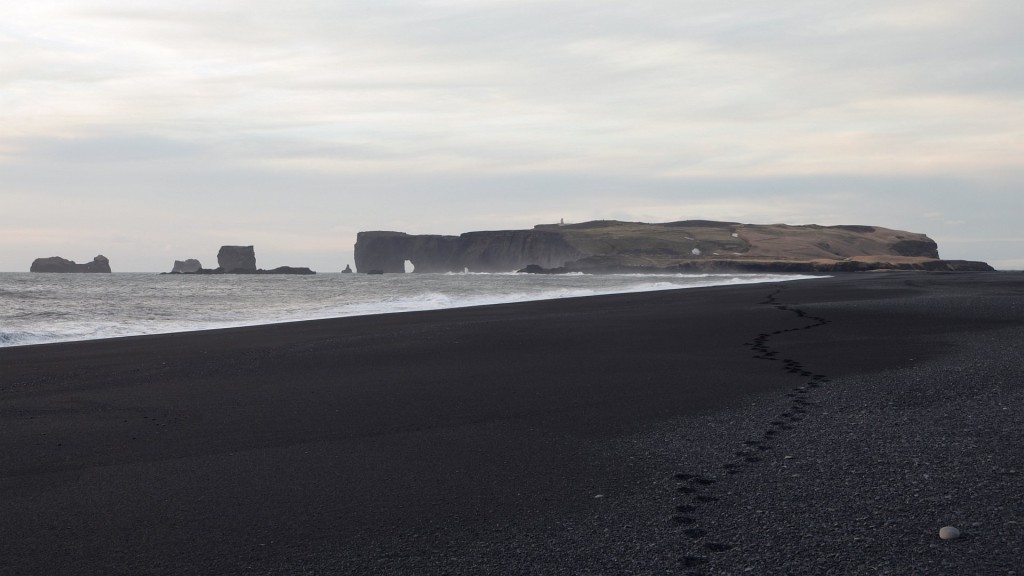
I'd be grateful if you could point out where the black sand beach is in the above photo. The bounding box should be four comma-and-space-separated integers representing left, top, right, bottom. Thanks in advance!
2, 272, 1022, 575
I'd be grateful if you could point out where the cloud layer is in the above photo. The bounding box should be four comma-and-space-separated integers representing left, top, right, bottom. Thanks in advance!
2, 0, 1021, 270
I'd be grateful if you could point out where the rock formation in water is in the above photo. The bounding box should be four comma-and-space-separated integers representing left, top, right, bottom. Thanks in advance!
354, 220, 994, 273
170, 259, 202, 274
217, 246, 258, 273
30, 255, 111, 273
164, 246, 315, 274
342, 265, 353, 273
260, 266, 315, 275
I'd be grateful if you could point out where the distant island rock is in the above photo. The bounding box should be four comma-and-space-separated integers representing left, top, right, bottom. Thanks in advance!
354, 220, 993, 274
342, 265, 353, 273
261, 266, 315, 275
218, 246, 257, 273
165, 246, 314, 275
30, 255, 111, 273
171, 259, 203, 274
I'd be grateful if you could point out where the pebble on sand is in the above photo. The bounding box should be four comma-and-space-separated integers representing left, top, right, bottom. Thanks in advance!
939, 526, 961, 540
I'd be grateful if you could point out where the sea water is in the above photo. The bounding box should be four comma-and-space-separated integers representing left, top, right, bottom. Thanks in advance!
0, 272, 817, 347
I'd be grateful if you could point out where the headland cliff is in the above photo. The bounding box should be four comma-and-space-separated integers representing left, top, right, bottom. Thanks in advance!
354, 220, 993, 273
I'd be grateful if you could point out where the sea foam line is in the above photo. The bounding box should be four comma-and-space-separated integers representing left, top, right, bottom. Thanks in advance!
0, 274, 821, 347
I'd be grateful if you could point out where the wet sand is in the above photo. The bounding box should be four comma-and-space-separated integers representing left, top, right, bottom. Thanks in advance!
2, 272, 1021, 575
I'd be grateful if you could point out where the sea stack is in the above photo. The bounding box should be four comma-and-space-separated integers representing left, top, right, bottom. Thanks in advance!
171, 259, 203, 274
30, 255, 111, 273
217, 246, 257, 273
165, 246, 314, 274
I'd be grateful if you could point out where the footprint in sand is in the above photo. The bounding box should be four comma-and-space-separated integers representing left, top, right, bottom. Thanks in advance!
683, 528, 708, 539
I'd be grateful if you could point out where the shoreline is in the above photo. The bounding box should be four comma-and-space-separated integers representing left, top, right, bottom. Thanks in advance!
0, 271, 822, 349
2, 271, 1021, 574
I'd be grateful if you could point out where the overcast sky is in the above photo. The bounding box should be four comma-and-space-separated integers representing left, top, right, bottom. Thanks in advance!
2, 0, 1022, 271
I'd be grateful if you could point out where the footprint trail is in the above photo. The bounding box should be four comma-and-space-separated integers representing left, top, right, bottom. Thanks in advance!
670, 284, 833, 574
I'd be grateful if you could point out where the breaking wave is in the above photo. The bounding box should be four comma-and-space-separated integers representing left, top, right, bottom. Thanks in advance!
0, 272, 821, 347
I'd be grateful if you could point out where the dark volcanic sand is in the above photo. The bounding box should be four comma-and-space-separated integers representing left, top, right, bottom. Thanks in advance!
1, 272, 1022, 575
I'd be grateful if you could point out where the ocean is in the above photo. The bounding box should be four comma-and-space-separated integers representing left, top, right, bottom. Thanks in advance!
0, 271, 818, 347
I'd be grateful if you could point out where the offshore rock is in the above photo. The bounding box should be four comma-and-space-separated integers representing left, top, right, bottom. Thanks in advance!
342, 265, 353, 273
354, 220, 993, 274
217, 246, 258, 273
259, 266, 315, 275
30, 255, 111, 273
164, 247, 314, 274
171, 259, 202, 274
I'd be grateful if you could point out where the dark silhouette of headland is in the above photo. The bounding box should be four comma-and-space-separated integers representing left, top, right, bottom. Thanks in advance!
354, 220, 993, 274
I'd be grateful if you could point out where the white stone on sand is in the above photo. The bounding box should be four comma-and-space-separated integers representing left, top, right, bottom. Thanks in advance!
939, 526, 960, 540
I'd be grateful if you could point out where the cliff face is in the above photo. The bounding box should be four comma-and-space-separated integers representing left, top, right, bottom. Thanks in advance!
217, 246, 257, 273
354, 230, 584, 273
455, 230, 584, 272
30, 255, 111, 273
354, 220, 993, 273
354, 233, 460, 273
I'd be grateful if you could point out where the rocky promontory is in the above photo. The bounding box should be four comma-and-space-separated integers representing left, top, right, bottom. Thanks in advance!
30, 255, 111, 273
355, 230, 584, 273
354, 220, 993, 273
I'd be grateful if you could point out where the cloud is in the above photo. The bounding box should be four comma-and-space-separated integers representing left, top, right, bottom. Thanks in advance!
5, 134, 201, 163
1, 1, 1021, 270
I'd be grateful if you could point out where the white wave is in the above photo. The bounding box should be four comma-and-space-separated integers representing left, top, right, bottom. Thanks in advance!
1, 330, 74, 347
0, 273, 823, 347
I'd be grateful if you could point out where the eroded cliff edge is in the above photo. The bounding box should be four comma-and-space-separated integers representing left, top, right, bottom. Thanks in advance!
354, 220, 994, 273
355, 230, 585, 273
